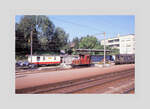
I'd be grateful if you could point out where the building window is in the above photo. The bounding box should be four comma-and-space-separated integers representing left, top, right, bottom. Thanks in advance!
127, 44, 131, 47
108, 40, 114, 43
114, 44, 119, 47
109, 44, 119, 48
114, 39, 119, 42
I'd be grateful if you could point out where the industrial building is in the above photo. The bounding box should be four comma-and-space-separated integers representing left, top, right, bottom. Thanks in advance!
101, 34, 135, 54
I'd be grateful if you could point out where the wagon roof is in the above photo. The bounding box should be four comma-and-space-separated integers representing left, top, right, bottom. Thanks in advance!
28, 55, 60, 56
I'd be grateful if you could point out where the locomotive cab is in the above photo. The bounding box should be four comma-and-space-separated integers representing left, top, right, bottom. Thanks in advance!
72, 54, 91, 66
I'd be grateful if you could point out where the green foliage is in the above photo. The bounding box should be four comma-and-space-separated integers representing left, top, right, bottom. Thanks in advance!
72, 37, 80, 49
79, 35, 103, 49
15, 15, 119, 59
52, 27, 69, 50
71, 35, 118, 55
15, 15, 69, 58
38, 37, 49, 51
18, 15, 55, 39
110, 48, 120, 55
15, 55, 28, 61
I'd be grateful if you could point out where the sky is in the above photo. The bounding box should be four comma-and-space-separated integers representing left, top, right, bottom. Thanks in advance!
15, 15, 135, 41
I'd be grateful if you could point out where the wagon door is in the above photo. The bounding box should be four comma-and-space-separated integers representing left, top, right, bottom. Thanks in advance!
37, 56, 40, 64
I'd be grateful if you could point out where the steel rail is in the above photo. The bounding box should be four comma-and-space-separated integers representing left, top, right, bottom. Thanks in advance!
16, 68, 134, 94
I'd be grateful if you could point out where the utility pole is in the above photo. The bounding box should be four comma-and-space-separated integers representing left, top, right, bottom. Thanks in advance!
30, 26, 33, 63
103, 32, 106, 66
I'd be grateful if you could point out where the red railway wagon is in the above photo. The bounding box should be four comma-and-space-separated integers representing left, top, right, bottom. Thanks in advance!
72, 54, 91, 66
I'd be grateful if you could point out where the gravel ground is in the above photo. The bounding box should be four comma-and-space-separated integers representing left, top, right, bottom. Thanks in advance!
73, 75, 134, 94
16, 64, 135, 90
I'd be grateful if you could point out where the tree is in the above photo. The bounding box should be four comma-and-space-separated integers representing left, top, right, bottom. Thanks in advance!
15, 15, 55, 56
72, 37, 80, 49
38, 37, 49, 51
50, 27, 69, 52
79, 35, 102, 49
15, 23, 27, 56
110, 48, 120, 55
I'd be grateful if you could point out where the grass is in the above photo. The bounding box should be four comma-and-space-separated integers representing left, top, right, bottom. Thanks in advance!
15, 55, 28, 61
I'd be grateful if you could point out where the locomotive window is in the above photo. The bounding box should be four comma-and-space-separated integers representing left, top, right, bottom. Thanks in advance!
54, 56, 56, 60
43, 56, 45, 60
82, 55, 85, 59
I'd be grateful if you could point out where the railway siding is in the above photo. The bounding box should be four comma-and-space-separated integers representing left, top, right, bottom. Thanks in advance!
16, 64, 135, 94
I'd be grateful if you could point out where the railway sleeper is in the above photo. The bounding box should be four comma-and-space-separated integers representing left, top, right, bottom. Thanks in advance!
16, 69, 134, 94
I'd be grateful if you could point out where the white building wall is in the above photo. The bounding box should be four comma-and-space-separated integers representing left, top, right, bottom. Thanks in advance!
101, 38, 120, 49
100, 34, 135, 54
119, 35, 135, 54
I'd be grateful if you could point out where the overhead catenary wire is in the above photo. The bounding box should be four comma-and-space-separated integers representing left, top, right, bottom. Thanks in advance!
16, 16, 120, 42
16, 16, 121, 57
49, 16, 104, 33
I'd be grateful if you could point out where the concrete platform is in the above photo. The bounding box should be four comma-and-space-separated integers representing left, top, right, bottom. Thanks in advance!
16, 64, 135, 90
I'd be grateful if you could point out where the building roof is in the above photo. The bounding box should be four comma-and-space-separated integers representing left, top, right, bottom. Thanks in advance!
100, 34, 135, 41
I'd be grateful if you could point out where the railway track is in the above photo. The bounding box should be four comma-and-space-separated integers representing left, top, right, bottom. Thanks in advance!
123, 88, 135, 94
15, 65, 96, 77
16, 68, 134, 94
